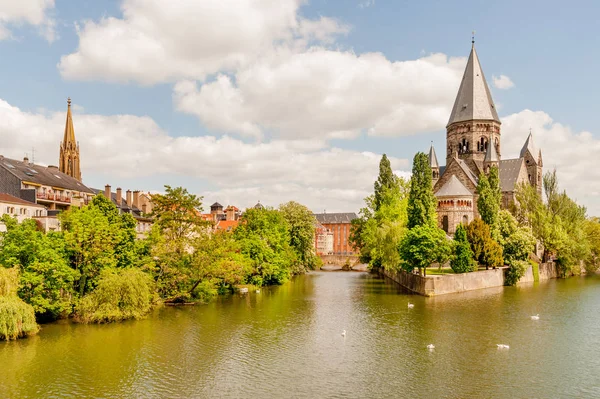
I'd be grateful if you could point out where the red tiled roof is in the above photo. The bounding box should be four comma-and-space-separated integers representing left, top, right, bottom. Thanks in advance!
216, 220, 239, 231
0, 193, 45, 208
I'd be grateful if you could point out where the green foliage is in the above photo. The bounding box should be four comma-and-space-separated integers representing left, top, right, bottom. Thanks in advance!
505, 260, 529, 286
497, 210, 536, 265
477, 166, 501, 232
0, 217, 78, 320
279, 201, 319, 270
450, 224, 476, 273
584, 218, 600, 273
0, 267, 19, 297
515, 170, 589, 275
407, 152, 436, 229
374, 154, 395, 212
234, 208, 298, 285
399, 224, 451, 276
466, 219, 504, 269
0, 296, 39, 341
76, 268, 156, 323
531, 260, 540, 282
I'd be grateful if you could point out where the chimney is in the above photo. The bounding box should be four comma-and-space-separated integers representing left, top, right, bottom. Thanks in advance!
104, 185, 111, 200
23, 156, 29, 164
126, 190, 132, 207
133, 190, 140, 209
116, 188, 122, 207
226, 207, 235, 221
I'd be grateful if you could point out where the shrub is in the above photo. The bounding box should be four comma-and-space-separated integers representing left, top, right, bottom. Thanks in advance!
505, 260, 529, 286
76, 268, 156, 323
0, 267, 19, 297
0, 296, 39, 341
466, 219, 504, 269
450, 224, 477, 273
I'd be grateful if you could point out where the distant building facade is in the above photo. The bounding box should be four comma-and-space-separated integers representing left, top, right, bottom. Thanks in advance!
314, 222, 334, 255
314, 213, 358, 255
0, 193, 48, 232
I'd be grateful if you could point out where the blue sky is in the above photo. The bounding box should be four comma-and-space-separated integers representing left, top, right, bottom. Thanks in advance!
0, 0, 598, 214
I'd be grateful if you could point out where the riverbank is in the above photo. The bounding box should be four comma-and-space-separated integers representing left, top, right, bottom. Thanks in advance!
381, 262, 560, 296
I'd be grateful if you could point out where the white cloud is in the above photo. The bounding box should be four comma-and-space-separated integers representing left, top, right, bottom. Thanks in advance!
0, 98, 408, 212
174, 51, 466, 140
58, 0, 348, 85
493, 74, 514, 90
502, 109, 600, 216
359, 0, 375, 8
0, 0, 56, 42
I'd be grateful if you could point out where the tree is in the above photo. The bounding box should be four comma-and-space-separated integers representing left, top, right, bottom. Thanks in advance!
407, 152, 436, 229
450, 224, 476, 273
279, 201, 320, 270
497, 210, 536, 264
584, 218, 600, 273
374, 154, 395, 212
0, 216, 78, 320
234, 208, 298, 286
399, 224, 451, 276
477, 166, 501, 231
61, 206, 118, 296
466, 219, 503, 269
0, 267, 38, 341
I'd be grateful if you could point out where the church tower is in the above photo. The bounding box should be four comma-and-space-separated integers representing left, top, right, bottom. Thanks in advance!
520, 131, 543, 196
428, 143, 440, 187
446, 40, 501, 174
59, 97, 82, 181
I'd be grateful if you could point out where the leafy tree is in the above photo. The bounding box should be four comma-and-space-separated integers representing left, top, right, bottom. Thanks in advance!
505, 260, 529, 286
234, 208, 298, 286
61, 205, 118, 296
407, 152, 436, 229
477, 166, 501, 231
450, 224, 476, 273
0, 267, 38, 341
399, 224, 451, 276
584, 218, 600, 273
374, 154, 395, 212
0, 216, 78, 320
279, 201, 320, 270
76, 268, 156, 323
497, 210, 536, 264
466, 218, 503, 269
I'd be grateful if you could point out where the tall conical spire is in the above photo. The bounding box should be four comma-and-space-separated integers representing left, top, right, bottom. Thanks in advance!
484, 133, 499, 163
428, 142, 439, 168
447, 43, 500, 126
520, 130, 537, 159
59, 97, 82, 181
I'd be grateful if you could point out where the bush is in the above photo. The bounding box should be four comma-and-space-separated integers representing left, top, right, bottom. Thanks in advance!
0, 267, 19, 297
76, 268, 156, 323
450, 225, 477, 273
466, 219, 504, 269
0, 296, 39, 341
505, 260, 529, 286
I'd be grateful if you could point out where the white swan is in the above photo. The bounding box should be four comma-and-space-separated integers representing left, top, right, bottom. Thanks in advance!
408, 302, 414, 309
496, 344, 510, 349
530, 314, 539, 320
256, 289, 261, 293
427, 344, 435, 350
341, 330, 346, 337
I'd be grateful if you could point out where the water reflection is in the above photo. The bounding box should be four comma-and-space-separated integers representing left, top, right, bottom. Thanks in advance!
1, 272, 600, 398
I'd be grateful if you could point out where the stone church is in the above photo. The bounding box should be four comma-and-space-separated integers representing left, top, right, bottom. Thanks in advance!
430, 41, 543, 234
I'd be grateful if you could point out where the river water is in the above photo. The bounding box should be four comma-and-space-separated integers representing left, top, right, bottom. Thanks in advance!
1, 271, 600, 398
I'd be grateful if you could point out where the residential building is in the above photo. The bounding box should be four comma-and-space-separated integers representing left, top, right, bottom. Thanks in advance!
314, 213, 358, 255
0, 193, 48, 232
314, 222, 334, 255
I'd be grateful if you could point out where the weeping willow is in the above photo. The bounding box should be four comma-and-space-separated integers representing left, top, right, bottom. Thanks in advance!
0, 267, 39, 341
0, 267, 19, 297
76, 268, 156, 324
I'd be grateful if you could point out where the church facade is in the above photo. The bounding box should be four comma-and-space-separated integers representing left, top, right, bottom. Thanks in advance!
430, 42, 543, 235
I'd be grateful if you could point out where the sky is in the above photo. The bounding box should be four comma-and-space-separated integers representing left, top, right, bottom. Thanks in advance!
0, 0, 599, 215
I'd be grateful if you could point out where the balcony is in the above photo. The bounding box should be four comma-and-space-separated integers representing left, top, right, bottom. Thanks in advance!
36, 193, 72, 203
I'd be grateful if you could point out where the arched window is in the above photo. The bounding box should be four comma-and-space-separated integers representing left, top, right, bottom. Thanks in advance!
463, 215, 468, 225
442, 216, 449, 233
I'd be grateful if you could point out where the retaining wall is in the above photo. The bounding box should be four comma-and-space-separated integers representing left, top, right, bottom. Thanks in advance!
383, 262, 559, 297
320, 254, 361, 266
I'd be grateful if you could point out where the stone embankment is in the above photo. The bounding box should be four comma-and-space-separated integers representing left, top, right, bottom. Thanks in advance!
382, 262, 559, 296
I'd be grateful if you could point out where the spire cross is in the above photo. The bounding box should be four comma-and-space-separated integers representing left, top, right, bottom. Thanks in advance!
67, 97, 72, 107
472, 30, 476, 45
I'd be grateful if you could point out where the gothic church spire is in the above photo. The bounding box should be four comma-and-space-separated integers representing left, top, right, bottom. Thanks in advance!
59, 97, 82, 181
447, 44, 500, 127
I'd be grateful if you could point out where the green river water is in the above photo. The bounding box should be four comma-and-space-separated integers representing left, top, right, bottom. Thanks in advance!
2, 271, 600, 398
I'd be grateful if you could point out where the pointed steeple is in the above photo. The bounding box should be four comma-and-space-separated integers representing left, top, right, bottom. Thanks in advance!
59, 97, 82, 182
484, 133, 499, 163
447, 43, 500, 126
63, 97, 76, 145
428, 143, 439, 168
520, 131, 537, 159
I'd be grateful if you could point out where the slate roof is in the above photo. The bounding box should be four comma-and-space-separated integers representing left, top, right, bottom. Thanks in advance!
520, 132, 538, 159
447, 44, 500, 126
484, 138, 499, 162
0, 193, 45, 207
435, 175, 472, 197
211, 202, 223, 208
499, 158, 525, 192
314, 213, 358, 224
428, 145, 439, 168
254, 202, 264, 210
0, 155, 93, 193
456, 157, 479, 187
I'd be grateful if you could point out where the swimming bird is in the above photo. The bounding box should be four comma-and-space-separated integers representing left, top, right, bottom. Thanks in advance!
530, 314, 539, 320
408, 302, 414, 309
427, 344, 435, 350
256, 289, 261, 293
341, 330, 346, 337
497, 344, 510, 349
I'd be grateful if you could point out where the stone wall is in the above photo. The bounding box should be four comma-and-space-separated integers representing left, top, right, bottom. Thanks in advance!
382, 262, 559, 297
320, 254, 361, 267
